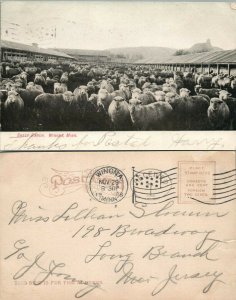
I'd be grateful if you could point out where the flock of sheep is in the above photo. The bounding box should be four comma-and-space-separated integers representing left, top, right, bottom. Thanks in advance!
1, 61, 236, 131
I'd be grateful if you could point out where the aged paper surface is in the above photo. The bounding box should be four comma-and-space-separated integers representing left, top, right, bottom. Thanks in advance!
1, 2, 236, 300
0, 151, 236, 299
1, 1, 236, 151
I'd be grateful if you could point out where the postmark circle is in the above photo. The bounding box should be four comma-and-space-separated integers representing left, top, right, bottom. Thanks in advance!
89, 166, 128, 204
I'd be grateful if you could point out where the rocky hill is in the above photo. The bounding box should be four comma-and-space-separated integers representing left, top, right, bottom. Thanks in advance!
188, 39, 222, 53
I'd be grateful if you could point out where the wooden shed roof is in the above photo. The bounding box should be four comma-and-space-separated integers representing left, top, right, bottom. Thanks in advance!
137, 49, 236, 64
1, 40, 74, 59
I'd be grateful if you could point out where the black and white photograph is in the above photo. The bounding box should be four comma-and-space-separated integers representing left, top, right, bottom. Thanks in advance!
1, 1, 236, 131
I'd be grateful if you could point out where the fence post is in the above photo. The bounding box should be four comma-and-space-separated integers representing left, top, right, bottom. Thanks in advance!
228, 64, 230, 76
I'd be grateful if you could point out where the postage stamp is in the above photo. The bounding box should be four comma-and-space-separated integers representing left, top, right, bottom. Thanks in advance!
87, 166, 128, 204
178, 161, 216, 204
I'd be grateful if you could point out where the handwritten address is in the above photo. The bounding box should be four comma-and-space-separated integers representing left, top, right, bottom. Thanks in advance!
4, 198, 231, 299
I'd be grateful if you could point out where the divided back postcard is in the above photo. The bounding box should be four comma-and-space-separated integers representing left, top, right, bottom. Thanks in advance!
0, 1, 236, 300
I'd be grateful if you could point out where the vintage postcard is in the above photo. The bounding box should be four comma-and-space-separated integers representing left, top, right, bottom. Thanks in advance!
1, 1, 236, 150
0, 151, 236, 299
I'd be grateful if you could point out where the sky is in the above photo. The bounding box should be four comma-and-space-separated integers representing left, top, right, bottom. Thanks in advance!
1, 1, 236, 50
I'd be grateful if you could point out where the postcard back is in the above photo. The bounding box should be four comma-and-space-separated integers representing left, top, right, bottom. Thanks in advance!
0, 151, 236, 300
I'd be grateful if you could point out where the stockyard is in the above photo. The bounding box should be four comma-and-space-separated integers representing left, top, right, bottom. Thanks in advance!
1, 2, 236, 131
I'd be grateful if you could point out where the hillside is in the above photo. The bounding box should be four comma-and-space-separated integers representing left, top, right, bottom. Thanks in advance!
189, 39, 222, 53
107, 46, 177, 62
107, 41, 222, 63
51, 40, 223, 64
174, 39, 223, 56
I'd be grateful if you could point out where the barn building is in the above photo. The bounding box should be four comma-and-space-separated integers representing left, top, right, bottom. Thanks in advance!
50, 48, 110, 63
0, 40, 75, 63
143, 49, 236, 76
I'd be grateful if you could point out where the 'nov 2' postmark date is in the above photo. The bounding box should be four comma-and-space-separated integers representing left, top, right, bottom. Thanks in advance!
88, 166, 128, 204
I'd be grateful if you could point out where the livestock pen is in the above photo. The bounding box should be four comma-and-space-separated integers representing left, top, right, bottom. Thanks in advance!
1, 41, 236, 131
